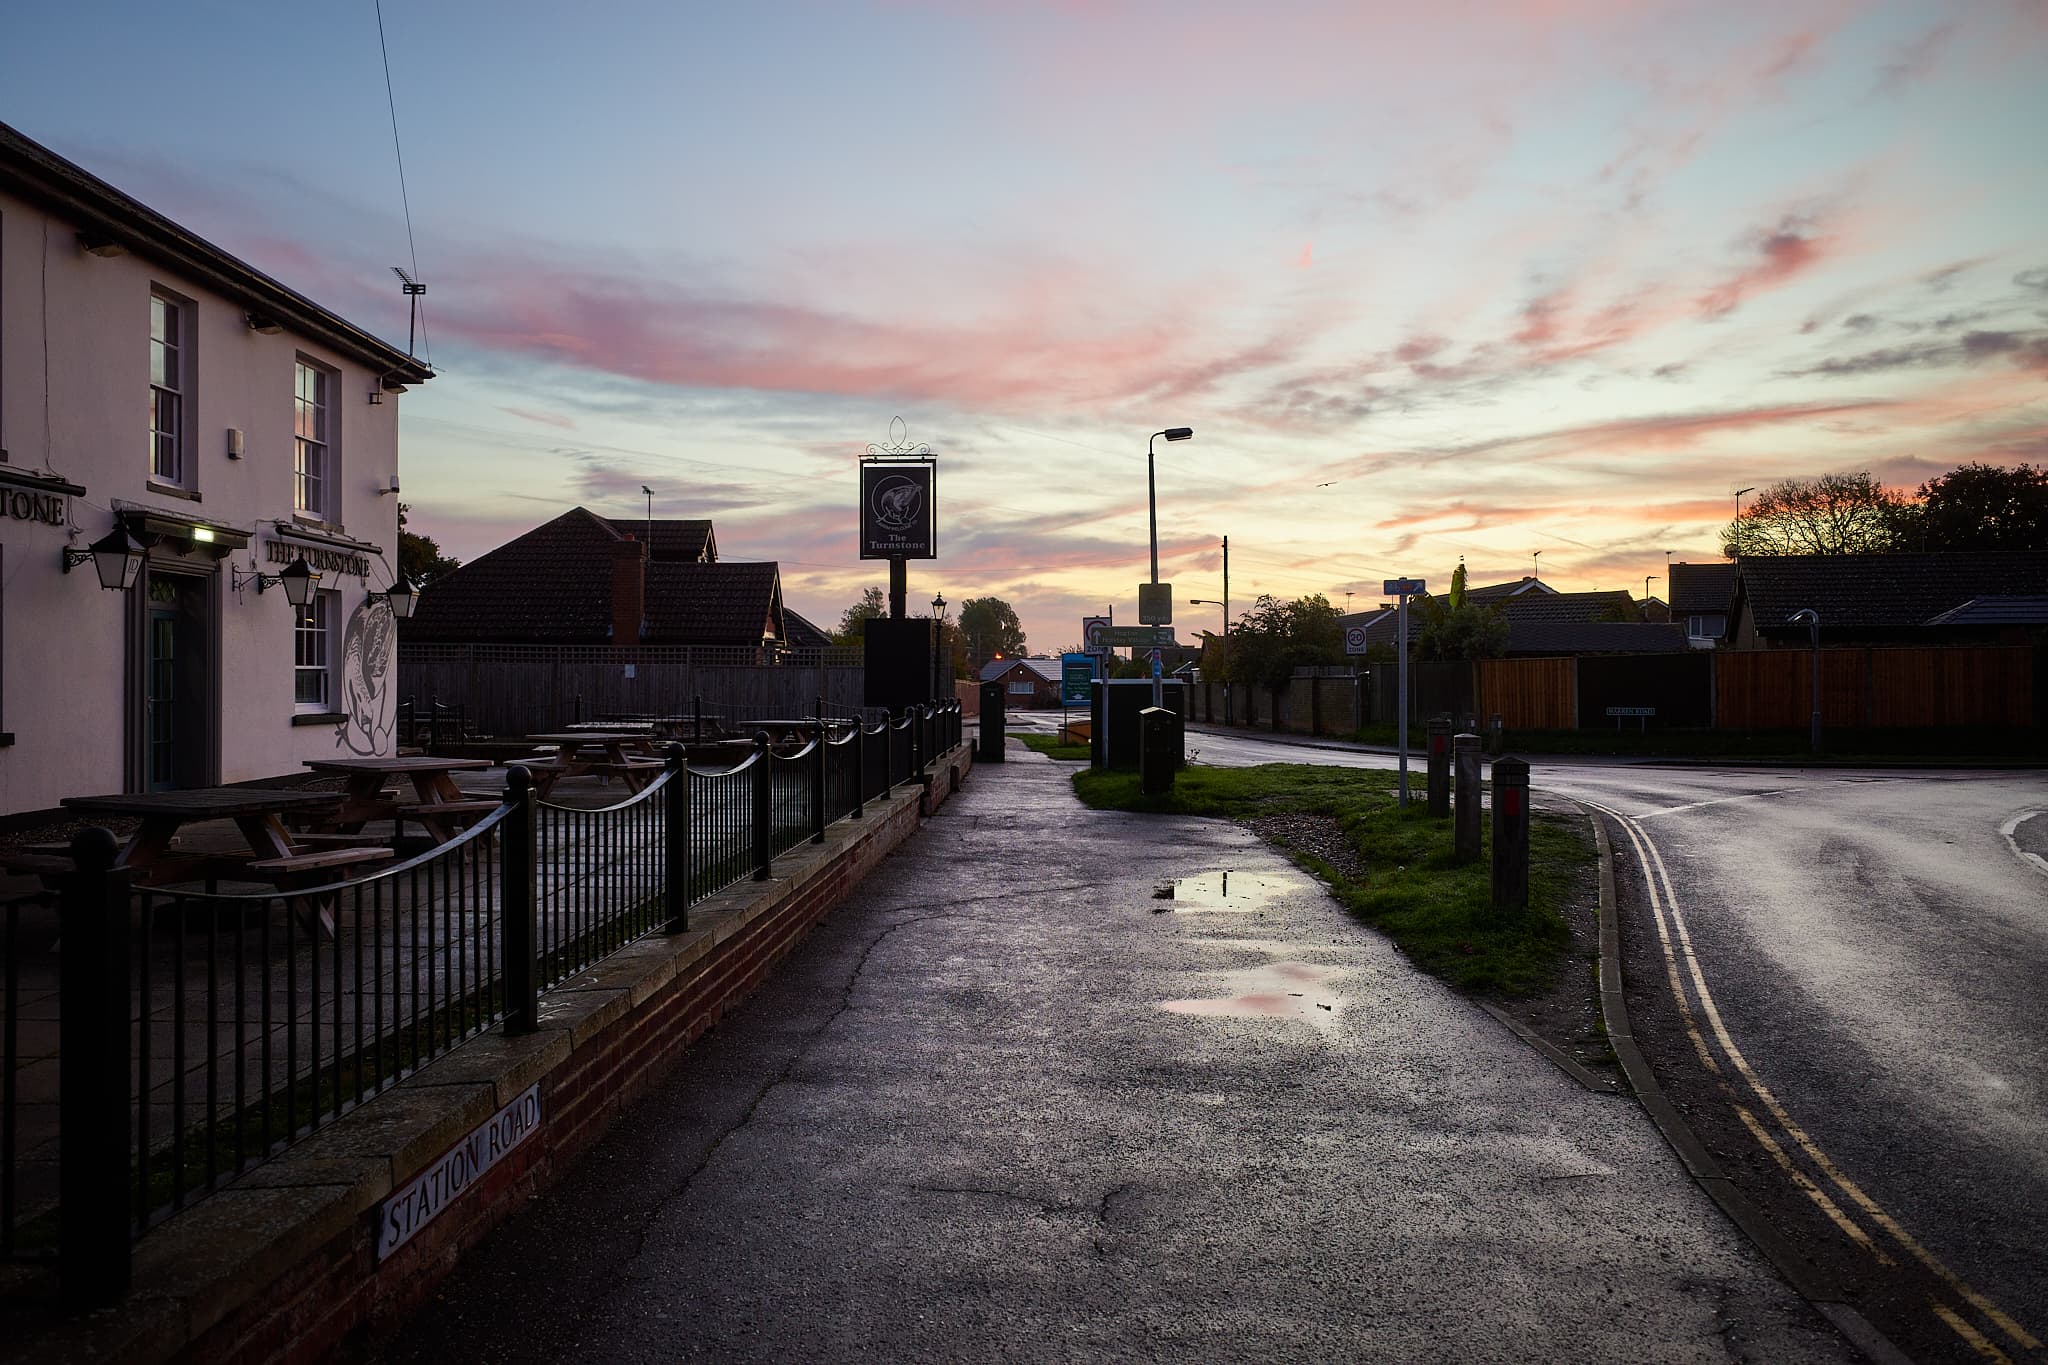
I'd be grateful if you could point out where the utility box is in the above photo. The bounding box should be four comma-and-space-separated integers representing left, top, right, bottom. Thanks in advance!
978, 680, 1006, 762
1139, 707, 1177, 794
1092, 679, 1185, 770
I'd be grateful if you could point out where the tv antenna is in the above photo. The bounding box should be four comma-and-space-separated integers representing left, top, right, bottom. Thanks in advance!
392, 266, 426, 357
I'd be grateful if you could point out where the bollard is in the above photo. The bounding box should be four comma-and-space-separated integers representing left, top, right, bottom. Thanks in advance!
1425, 716, 1451, 818
1490, 755, 1530, 913
1488, 713, 1504, 757
59, 827, 131, 1306
501, 766, 539, 1031
663, 744, 690, 931
978, 680, 1006, 762
1452, 733, 1482, 864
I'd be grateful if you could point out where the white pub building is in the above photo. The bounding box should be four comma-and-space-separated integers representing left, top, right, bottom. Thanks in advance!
0, 122, 433, 818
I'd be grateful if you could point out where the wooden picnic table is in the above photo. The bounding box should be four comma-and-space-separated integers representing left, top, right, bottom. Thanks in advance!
524, 732, 667, 796
61, 788, 345, 883
302, 756, 497, 843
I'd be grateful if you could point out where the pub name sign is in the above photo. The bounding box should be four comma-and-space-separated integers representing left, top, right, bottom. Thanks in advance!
2, 489, 66, 527
858, 458, 937, 560
264, 538, 369, 579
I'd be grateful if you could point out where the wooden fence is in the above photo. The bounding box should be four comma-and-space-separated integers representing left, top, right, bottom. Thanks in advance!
398, 643, 867, 735
1478, 658, 1575, 730
1716, 646, 2037, 730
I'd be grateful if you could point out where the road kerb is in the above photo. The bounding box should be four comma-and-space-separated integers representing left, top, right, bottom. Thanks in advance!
1583, 804, 1913, 1365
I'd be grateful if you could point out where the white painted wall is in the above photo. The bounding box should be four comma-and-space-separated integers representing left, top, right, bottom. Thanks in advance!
0, 189, 411, 816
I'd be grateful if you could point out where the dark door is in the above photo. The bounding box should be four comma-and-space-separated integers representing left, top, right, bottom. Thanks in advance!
143, 574, 211, 790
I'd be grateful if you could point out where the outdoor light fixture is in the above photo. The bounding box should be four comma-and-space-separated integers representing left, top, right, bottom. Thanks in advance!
62, 525, 146, 591
232, 555, 322, 605
385, 576, 419, 619
931, 592, 946, 617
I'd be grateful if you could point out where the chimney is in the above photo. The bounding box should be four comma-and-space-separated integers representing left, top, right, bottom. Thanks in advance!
610, 536, 646, 643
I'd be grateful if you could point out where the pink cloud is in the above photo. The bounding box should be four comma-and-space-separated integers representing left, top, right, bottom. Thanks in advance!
499, 406, 577, 430
1697, 218, 1835, 319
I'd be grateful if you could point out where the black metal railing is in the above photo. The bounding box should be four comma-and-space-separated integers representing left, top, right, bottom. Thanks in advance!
2, 699, 966, 1305
397, 693, 469, 748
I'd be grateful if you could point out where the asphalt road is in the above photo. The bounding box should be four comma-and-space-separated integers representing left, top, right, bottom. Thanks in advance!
369, 747, 1848, 1363
1158, 718, 2048, 1363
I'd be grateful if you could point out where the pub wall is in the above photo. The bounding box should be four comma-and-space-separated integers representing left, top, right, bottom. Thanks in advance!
0, 188, 407, 815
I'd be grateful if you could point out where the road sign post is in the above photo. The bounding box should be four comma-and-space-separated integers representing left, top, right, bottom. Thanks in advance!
1383, 578, 1426, 807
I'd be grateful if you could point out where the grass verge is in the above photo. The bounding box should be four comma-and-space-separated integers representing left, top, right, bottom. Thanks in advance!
1019, 734, 1091, 761
1071, 763, 1592, 997
1341, 722, 2044, 761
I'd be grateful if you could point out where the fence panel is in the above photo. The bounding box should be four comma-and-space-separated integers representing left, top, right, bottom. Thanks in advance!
1478, 658, 1574, 729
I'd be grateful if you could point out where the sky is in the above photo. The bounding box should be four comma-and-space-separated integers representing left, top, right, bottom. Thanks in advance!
6, 0, 2045, 650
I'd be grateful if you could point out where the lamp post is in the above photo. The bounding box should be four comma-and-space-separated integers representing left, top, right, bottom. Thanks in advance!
1733, 486, 1755, 557
1532, 549, 1541, 582
1146, 428, 1194, 587
1789, 608, 1821, 752
931, 592, 947, 702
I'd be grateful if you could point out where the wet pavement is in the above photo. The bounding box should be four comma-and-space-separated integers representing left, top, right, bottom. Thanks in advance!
372, 747, 1847, 1363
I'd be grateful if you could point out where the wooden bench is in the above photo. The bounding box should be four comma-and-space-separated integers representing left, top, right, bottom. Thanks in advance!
247, 847, 396, 937
393, 799, 501, 843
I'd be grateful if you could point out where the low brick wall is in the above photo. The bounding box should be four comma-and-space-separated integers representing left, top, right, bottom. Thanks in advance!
27, 744, 973, 1365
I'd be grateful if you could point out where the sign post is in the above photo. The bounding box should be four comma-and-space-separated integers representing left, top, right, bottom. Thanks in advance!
1383, 577, 1427, 806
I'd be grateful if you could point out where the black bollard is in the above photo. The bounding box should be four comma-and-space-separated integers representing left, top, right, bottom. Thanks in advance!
1490, 756, 1530, 913
979, 680, 1006, 762
1426, 716, 1451, 818
1453, 733, 1482, 864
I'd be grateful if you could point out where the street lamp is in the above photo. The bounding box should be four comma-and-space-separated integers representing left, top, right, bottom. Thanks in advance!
62, 524, 146, 591
1146, 427, 1193, 585
1733, 486, 1756, 557
1789, 608, 1821, 752
1188, 598, 1228, 635
931, 592, 948, 701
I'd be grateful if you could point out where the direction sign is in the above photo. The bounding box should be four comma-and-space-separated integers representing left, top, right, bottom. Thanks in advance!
1093, 625, 1175, 647
1382, 577, 1427, 596
1344, 625, 1371, 655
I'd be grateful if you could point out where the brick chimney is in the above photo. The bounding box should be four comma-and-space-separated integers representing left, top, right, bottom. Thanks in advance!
610, 536, 646, 643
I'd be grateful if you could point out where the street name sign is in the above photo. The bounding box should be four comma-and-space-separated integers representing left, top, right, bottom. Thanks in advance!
1605, 706, 1655, 717
1382, 577, 1426, 596
375, 1083, 541, 1261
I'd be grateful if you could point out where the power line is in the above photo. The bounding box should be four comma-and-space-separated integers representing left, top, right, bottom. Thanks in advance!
374, 0, 429, 365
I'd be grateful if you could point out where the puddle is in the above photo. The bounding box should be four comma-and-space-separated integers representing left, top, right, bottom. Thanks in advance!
1160, 960, 1343, 1031
1152, 870, 1301, 910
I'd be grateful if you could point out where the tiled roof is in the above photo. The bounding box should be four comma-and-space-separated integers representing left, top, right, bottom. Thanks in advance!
1737, 552, 2048, 630
1499, 590, 1637, 624
643, 562, 781, 644
781, 608, 834, 648
1668, 562, 1736, 613
1335, 608, 1402, 651
408, 508, 620, 643
599, 518, 715, 562
1920, 595, 2048, 626
1506, 622, 1689, 655
980, 657, 1063, 683
407, 506, 783, 646
1466, 577, 1555, 603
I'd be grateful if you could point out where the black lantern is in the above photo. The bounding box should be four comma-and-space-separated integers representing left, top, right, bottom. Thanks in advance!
62, 525, 146, 591
277, 557, 319, 607
386, 576, 418, 619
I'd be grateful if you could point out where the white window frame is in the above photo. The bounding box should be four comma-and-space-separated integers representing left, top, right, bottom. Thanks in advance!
1007, 679, 1033, 695
294, 359, 334, 519
150, 292, 187, 486
294, 590, 337, 712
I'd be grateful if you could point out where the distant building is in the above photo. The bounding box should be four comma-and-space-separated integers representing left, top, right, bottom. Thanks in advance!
1668, 562, 1737, 648
0, 120, 433, 816
1727, 552, 2048, 648
979, 656, 1062, 708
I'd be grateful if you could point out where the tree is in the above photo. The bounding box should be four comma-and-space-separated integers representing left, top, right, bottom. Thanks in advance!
1415, 594, 1508, 660
1219, 593, 1344, 691
835, 586, 887, 643
397, 503, 461, 584
957, 596, 1027, 662
1911, 462, 2048, 551
1720, 472, 1909, 557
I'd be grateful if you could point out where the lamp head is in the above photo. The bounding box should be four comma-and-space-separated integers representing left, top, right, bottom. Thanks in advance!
278, 556, 320, 608
386, 576, 419, 620
1162, 427, 1193, 442
88, 526, 145, 591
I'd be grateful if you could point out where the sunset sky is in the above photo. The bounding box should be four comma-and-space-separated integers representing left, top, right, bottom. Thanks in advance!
6, 1, 2045, 649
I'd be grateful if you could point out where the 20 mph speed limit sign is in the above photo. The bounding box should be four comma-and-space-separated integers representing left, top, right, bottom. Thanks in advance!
1345, 625, 1370, 654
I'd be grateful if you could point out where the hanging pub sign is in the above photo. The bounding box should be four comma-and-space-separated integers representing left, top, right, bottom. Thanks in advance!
858, 458, 937, 560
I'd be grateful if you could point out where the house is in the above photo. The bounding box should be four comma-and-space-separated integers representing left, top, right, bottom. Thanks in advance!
1668, 562, 1737, 648
406, 507, 789, 649
1726, 552, 2048, 648
0, 120, 433, 816
1498, 589, 1640, 624
1503, 621, 1688, 656
782, 608, 834, 650
979, 656, 1063, 708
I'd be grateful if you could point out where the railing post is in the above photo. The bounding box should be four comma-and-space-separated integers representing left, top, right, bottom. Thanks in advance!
910, 704, 925, 780
851, 716, 866, 819
428, 690, 441, 748
59, 827, 131, 1307
1491, 756, 1531, 913
752, 731, 773, 880
501, 766, 539, 1033
664, 743, 690, 932
693, 693, 703, 744
810, 711, 827, 844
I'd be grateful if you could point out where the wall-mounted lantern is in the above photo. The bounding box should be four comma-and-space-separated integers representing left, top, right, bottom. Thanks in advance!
61, 526, 146, 591
385, 576, 418, 619
232, 555, 321, 606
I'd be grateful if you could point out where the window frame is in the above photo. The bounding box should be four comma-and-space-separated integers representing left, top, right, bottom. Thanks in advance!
294, 358, 336, 520
293, 589, 338, 713
149, 291, 189, 487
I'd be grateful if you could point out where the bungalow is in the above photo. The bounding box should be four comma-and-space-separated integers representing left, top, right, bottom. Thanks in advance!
1668, 562, 1736, 648
979, 656, 1063, 709
1726, 551, 2048, 648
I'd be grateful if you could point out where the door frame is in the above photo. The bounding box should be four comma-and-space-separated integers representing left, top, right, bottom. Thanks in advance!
126, 554, 221, 792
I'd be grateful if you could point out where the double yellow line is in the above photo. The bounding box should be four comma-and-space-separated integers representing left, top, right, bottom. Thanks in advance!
1589, 800, 2041, 1364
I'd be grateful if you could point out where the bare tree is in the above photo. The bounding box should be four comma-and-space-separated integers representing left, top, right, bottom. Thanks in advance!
1720, 472, 1908, 557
